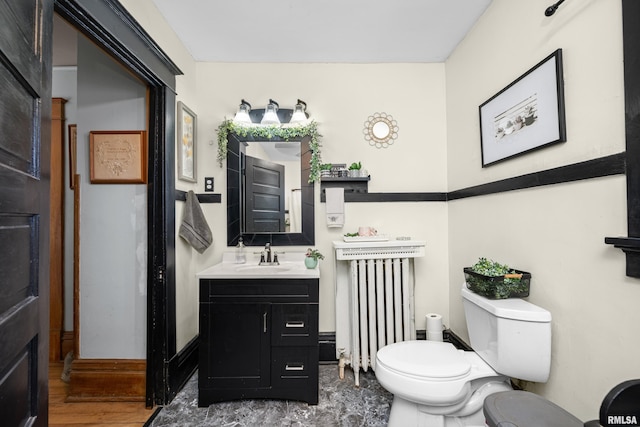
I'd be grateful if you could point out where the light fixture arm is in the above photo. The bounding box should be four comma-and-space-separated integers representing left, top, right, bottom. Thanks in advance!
545, 0, 566, 17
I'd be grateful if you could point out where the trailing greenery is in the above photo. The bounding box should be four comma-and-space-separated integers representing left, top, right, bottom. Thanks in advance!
216, 120, 322, 183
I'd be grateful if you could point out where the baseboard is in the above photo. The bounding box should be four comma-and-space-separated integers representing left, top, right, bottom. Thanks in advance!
318, 329, 471, 364
61, 330, 74, 358
166, 335, 199, 403
67, 358, 146, 402
319, 332, 336, 363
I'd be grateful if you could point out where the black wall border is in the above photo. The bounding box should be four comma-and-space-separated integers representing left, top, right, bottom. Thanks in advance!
318, 152, 625, 204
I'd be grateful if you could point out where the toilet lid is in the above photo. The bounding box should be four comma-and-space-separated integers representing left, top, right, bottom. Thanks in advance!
377, 341, 471, 379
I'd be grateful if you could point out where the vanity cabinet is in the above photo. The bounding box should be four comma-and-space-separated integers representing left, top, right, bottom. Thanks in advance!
199, 278, 319, 406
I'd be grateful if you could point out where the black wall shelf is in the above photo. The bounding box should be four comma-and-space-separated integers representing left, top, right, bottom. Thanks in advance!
320, 176, 370, 198
175, 190, 221, 203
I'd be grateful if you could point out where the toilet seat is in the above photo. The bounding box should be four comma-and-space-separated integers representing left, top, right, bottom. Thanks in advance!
377, 340, 471, 379
375, 340, 502, 407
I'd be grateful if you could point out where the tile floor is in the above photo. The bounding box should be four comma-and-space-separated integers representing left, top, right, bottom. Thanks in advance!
149, 364, 393, 427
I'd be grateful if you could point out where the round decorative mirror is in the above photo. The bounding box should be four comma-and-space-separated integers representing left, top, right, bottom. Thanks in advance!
364, 112, 399, 148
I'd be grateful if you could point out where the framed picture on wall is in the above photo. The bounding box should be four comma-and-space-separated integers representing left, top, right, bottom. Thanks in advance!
177, 101, 197, 182
89, 130, 147, 183
68, 124, 77, 188
479, 49, 566, 167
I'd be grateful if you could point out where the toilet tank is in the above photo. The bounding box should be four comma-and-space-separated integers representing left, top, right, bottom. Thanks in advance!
461, 285, 551, 382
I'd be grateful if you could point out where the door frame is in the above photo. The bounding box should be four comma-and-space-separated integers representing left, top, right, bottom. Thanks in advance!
54, 0, 186, 406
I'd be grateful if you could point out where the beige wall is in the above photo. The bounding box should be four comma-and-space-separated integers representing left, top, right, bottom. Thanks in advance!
446, 0, 635, 420
193, 63, 452, 333
124, 0, 637, 420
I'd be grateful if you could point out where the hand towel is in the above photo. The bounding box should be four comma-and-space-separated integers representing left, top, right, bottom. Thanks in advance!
325, 187, 344, 228
179, 190, 213, 253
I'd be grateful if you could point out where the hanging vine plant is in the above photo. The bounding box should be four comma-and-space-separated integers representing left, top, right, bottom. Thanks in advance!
216, 120, 322, 183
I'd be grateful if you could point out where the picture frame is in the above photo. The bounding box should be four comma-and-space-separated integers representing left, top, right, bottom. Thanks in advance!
479, 49, 566, 167
89, 130, 147, 184
177, 101, 197, 182
68, 124, 77, 188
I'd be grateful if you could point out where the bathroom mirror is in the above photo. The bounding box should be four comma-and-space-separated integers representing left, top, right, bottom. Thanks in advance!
364, 112, 399, 148
226, 132, 315, 246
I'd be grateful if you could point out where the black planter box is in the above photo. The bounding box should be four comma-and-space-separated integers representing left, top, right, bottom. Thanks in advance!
463, 267, 531, 299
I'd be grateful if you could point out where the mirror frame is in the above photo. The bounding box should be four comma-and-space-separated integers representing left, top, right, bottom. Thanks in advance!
227, 132, 315, 246
364, 112, 399, 148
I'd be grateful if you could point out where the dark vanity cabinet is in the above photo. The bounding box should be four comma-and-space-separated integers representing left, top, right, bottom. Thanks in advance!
198, 278, 319, 406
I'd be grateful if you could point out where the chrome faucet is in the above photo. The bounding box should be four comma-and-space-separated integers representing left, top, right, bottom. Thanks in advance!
258, 242, 279, 265
264, 243, 272, 263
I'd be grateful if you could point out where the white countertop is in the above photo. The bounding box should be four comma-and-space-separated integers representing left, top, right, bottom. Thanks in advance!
197, 251, 320, 279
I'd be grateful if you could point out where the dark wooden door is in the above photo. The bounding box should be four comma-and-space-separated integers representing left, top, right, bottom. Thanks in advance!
244, 155, 285, 232
0, 0, 53, 425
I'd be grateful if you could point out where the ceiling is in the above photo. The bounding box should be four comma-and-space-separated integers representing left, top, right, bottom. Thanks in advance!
150, 0, 493, 63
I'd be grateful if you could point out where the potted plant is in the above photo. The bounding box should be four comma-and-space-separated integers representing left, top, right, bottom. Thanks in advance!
348, 161, 366, 177
305, 248, 324, 269
320, 163, 333, 178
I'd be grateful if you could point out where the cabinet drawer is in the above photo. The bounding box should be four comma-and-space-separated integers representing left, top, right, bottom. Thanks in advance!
271, 347, 319, 388
201, 279, 319, 303
271, 304, 318, 346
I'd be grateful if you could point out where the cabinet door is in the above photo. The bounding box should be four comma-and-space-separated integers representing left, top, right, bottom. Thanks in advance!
202, 302, 271, 389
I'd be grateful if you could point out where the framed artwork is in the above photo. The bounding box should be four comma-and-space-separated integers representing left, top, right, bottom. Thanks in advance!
479, 49, 566, 167
177, 101, 197, 182
89, 130, 147, 183
68, 124, 77, 188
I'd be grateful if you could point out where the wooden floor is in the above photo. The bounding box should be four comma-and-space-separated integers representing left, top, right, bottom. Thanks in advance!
49, 362, 156, 426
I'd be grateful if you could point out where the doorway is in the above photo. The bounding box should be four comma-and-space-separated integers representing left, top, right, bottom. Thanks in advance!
52, 0, 186, 406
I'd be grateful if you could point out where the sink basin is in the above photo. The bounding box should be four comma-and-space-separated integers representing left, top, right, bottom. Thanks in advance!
235, 265, 293, 274
197, 253, 319, 279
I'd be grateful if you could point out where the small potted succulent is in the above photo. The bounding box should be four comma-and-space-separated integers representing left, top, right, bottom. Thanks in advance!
305, 248, 324, 269
348, 161, 361, 177
320, 163, 333, 178
348, 161, 367, 178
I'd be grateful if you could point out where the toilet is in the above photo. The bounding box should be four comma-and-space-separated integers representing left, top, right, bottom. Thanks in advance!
375, 285, 552, 427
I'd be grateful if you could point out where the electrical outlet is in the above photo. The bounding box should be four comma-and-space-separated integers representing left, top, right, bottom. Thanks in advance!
204, 177, 214, 192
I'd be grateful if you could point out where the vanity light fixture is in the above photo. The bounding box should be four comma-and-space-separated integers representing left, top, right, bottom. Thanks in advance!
233, 99, 252, 124
261, 99, 281, 125
290, 99, 309, 124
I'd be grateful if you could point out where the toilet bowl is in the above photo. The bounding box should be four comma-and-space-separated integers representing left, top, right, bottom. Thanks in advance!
375, 285, 552, 427
376, 340, 513, 426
